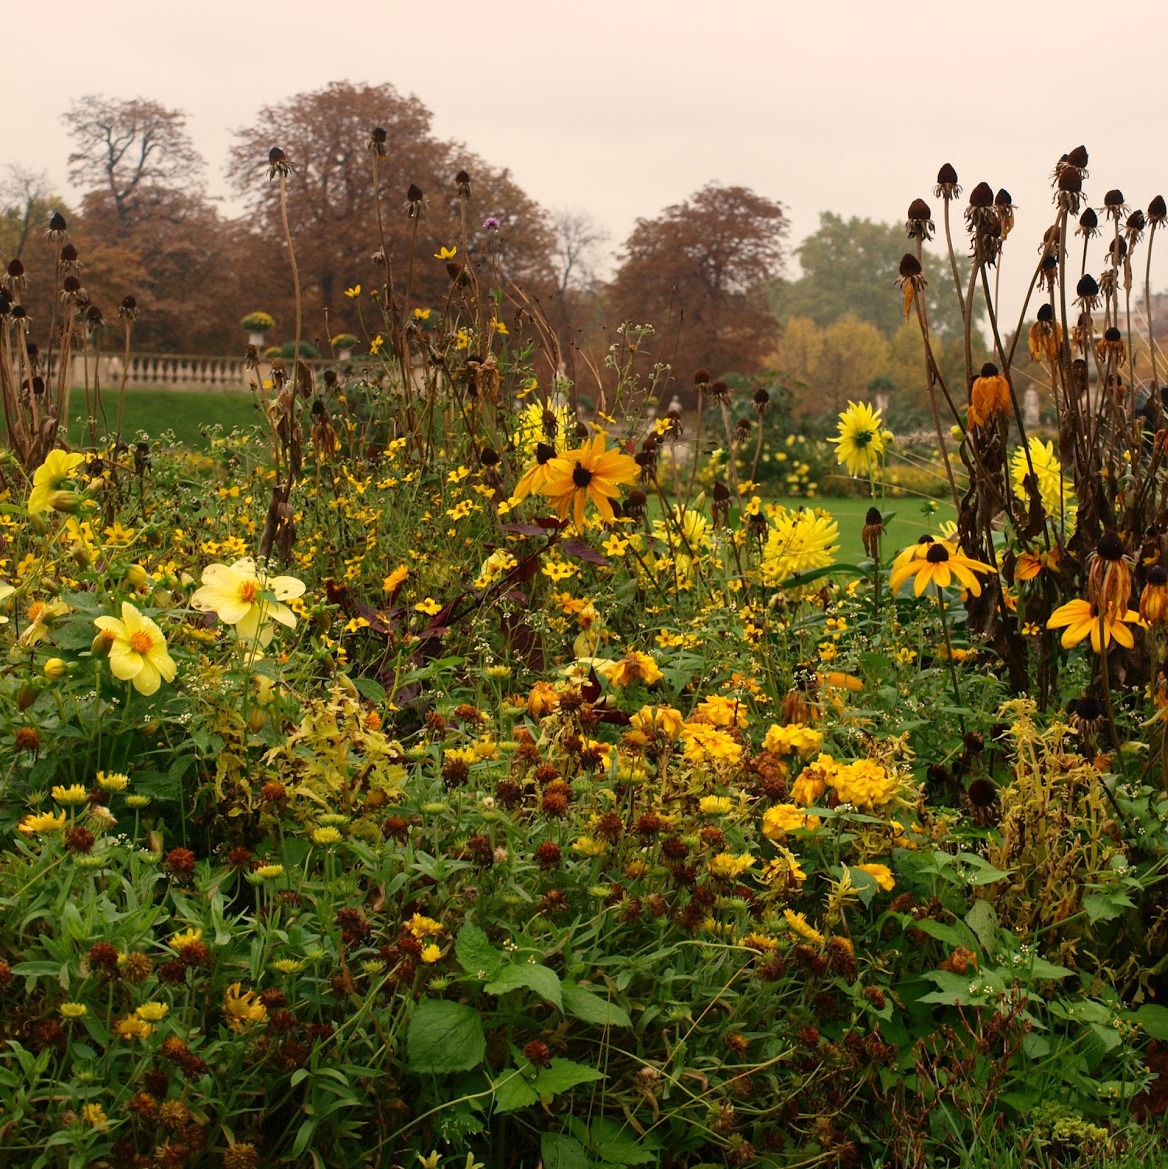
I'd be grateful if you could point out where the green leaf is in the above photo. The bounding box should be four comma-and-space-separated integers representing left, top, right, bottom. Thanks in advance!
352, 676, 386, 702
540, 1133, 589, 1169
1135, 1004, 1168, 1040
561, 982, 632, 1029
964, 900, 1000, 955
532, 1058, 604, 1103
484, 962, 563, 1009
455, 924, 505, 979
583, 1116, 660, 1166
1083, 892, 1134, 923
406, 999, 486, 1074
292, 1119, 317, 1158
494, 1069, 540, 1114
1027, 957, 1073, 981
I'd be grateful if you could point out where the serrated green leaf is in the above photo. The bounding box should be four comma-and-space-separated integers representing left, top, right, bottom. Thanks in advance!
540, 1133, 588, 1169
484, 962, 562, 1009
407, 999, 485, 1074
455, 923, 505, 979
1135, 1003, 1168, 1040
561, 982, 632, 1029
494, 1069, 540, 1113
532, 1058, 604, 1103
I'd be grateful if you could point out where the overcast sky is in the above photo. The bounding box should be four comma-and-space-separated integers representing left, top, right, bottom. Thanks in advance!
8, 0, 1168, 313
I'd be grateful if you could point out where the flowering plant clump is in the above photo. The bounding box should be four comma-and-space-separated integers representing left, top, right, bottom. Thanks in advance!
0, 137, 1167, 1169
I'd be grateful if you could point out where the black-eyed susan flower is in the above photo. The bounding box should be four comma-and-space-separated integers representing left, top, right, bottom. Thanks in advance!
1140, 565, 1168, 626
538, 433, 638, 531
1046, 598, 1144, 652
889, 541, 993, 596
829, 401, 889, 478
968, 363, 1012, 428
1086, 531, 1133, 619
1028, 304, 1063, 364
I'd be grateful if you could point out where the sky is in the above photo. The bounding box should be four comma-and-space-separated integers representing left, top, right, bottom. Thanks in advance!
8, 0, 1168, 314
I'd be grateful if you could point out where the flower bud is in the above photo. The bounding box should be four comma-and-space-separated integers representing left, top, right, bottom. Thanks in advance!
126, 564, 149, 588
91, 630, 115, 658
43, 658, 68, 682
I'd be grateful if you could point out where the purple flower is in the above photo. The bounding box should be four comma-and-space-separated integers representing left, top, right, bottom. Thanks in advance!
482, 216, 500, 231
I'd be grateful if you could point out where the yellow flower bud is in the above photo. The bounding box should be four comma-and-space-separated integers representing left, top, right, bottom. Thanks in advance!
247, 706, 269, 732
125, 564, 148, 588
16, 683, 39, 711
47, 490, 84, 514
43, 658, 68, 681
91, 629, 116, 658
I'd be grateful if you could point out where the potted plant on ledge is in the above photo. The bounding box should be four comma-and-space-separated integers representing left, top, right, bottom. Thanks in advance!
241, 311, 276, 349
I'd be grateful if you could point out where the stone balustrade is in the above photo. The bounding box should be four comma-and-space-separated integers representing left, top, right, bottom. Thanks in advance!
64, 352, 347, 392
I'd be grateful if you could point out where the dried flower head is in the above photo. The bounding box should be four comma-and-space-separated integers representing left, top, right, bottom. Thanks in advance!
905, 198, 933, 240
368, 126, 387, 156
933, 163, 960, 199
267, 146, 294, 180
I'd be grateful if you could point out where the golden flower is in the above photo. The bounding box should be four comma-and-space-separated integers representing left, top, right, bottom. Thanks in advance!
855, 862, 895, 892
52, 784, 89, 806
59, 1002, 88, 1019
252, 864, 285, 880
827, 758, 895, 808
383, 565, 409, 594
829, 401, 890, 478
135, 1002, 169, 1022
790, 769, 827, 807
93, 603, 177, 696
96, 771, 130, 792
406, 914, 444, 938
527, 681, 560, 719
17, 810, 67, 836
1046, 598, 1144, 653
889, 540, 993, 597
80, 1103, 107, 1130
698, 796, 735, 815
597, 652, 662, 688
1011, 438, 1076, 533
115, 1015, 154, 1040
420, 944, 443, 964
762, 723, 823, 758
1014, 545, 1060, 582
762, 507, 839, 580
538, 433, 638, 531
783, 909, 824, 946
708, 852, 755, 879
169, 927, 203, 950
1140, 566, 1168, 627
311, 826, 342, 846
27, 449, 86, 515
629, 704, 684, 738
223, 983, 267, 1032
967, 363, 1012, 427
680, 724, 743, 767
761, 804, 817, 838
20, 597, 70, 647
191, 558, 305, 645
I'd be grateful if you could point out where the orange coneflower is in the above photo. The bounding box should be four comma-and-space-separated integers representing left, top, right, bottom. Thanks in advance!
1047, 598, 1144, 653
539, 433, 638, 531
1028, 304, 1063, 365
1140, 565, 1168, 627
889, 541, 994, 597
1086, 531, 1133, 618
968, 363, 1012, 428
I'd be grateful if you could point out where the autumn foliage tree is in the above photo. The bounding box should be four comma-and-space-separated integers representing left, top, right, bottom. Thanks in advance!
606, 184, 788, 387
227, 81, 557, 346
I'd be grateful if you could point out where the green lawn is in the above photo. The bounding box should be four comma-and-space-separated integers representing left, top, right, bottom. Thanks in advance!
63, 389, 264, 449
773, 493, 956, 559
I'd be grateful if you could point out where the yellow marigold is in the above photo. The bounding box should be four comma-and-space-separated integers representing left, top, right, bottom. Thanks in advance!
855, 862, 895, 892
789, 768, 827, 807
692, 694, 750, 728
169, 927, 203, 950
680, 724, 743, 767
80, 1102, 107, 1130
597, 651, 662, 688
406, 914, 443, 938
252, 864, 284, 880
420, 944, 442, 964
762, 804, 818, 839
527, 681, 560, 719
223, 983, 267, 1032
708, 852, 755, 879
311, 826, 343, 846
59, 1002, 88, 1019
827, 758, 896, 808
742, 932, 778, 952
135, 1002, 169, 1022
96, 771, 130, 792
783, 909, 825, 946
629, 705, 684, 738
762, 723, 823, 758
698, 796, 735, 815
571, 835, 607, 857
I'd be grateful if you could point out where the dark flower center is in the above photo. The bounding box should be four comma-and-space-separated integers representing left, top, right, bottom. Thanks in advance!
925, 544, 950, 564
572, 463, 593, 488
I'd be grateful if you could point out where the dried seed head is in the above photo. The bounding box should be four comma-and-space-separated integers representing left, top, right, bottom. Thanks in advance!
7, 259, 24, 278
1096, 530, 1125, 561
118, 295, 138, 321
934, 163, 960, 198
1058, 169, 1082, 193
693, 367, 710, 387
752, 387, 769, 409
405, 183, 427, 218
267, 146, 294, 179
1037, 303, 1054, 322
968, 182, 993, 208
1149, 565, 1168, 586
1068, 145, 1089, 169
1127, 209, 1146, 235
1149, 195, 1167, 223
980, 362, 999, 378
907, 197, 931, 220
898, 253, 922, 279
865, 507, 883, 526
1076, 274, 1099, 298
455, 169, 471, 198
712, 482, 731, 502
994, 188, 1013, 207
905, 198, 934, 239
1103, 326, 1122, 343
368, 126, 387, 156
1103, 188, 1125, 209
